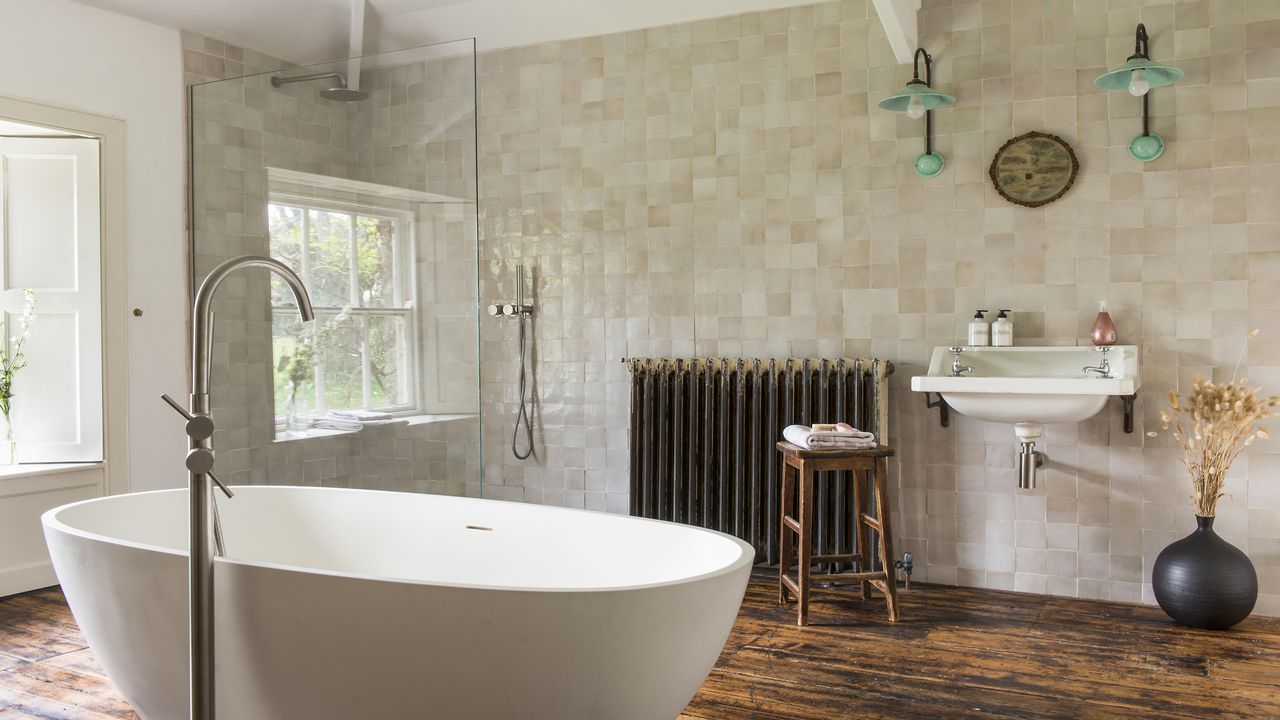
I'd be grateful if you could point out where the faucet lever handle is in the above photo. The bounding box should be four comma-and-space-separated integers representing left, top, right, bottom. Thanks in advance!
161, 393, 193, 421
208, 471, 234, 499
163, 393, 216, 441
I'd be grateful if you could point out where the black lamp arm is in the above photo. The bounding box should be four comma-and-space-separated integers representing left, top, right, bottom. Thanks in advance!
912, 47, 932, 83
1132, 23, 1149, 60
911, 47, 936, 155
1133, 23, 1151, 137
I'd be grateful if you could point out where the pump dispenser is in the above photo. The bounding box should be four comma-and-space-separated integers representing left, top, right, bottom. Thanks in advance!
1091, 301, 1118, 346
968, 310, 990, 346
992, 309, 1014, 346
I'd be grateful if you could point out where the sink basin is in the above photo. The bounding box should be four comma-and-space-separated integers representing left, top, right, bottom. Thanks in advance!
910, 345, 1139, 425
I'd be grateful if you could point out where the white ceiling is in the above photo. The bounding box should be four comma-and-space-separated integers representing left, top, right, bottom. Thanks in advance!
71, 0, 828, 65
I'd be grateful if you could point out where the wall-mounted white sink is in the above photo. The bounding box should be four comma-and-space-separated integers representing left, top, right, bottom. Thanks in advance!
910, 345, 1140, 488
910, 345, 1139, 425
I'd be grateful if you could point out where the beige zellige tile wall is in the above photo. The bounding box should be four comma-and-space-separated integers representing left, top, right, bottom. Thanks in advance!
476, 0, 1280, 613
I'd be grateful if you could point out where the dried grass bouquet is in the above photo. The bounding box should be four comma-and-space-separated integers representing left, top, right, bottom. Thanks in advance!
1150, 331, 1280, 517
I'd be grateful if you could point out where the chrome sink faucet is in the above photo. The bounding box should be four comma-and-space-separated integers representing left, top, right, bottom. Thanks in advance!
1083, 346, 1113, 378
949, 346, 975, 377
163, 256, 314, 720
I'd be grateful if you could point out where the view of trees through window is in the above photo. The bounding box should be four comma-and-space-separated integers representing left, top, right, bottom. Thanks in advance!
268, 200, 415, 420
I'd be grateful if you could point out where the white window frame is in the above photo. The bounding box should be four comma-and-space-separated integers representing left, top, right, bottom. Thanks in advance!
268, 190, 422, 423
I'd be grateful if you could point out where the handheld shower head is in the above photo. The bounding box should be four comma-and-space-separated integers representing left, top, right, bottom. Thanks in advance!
270, 71, 369, 102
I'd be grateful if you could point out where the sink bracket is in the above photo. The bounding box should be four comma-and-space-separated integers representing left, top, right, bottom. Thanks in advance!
1122, 394, 1136, 434
924, 393, 950, 428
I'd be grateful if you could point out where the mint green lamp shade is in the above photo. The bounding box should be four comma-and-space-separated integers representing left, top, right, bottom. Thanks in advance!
1128, 132, 1164, 162
878, 81, 955, 114
914, 152, 944, 178
1094, 57, 1183, 95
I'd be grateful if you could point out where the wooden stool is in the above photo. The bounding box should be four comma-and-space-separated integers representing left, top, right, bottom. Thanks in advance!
777, 441, 899, 626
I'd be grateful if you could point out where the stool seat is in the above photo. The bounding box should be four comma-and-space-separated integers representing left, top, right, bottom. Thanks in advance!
777, 440, 899, 626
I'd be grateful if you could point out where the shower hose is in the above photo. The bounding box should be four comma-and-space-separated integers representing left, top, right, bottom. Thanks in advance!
512, 312, 534, 459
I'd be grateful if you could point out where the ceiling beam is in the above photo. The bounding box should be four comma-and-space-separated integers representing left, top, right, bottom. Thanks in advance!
872, 0, 920, 64
347, 0, 366, 88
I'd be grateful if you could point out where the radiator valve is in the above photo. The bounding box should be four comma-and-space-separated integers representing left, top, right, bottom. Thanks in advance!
894, 551, 914, 589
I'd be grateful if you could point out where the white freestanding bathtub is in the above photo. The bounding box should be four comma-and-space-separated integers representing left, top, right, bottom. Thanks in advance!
42, 486, 754, 720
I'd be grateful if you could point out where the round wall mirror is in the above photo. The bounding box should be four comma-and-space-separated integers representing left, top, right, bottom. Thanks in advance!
988, 131, 1079, 208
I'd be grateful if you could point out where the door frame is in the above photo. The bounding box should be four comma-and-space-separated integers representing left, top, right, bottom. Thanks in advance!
0, 95, 130, 497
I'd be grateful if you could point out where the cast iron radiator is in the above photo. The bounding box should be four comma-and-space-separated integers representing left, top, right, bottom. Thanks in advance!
624, 357, 892, 565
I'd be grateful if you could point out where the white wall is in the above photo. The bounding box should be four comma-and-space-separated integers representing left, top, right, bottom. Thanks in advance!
0, 0, 186, 491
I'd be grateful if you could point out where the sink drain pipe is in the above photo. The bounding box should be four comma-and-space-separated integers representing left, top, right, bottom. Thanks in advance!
1018, 442, 1045, 489
1014, 423, 1045, 489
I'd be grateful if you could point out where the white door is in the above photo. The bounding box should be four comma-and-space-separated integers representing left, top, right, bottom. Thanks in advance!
0, 137, 103, 463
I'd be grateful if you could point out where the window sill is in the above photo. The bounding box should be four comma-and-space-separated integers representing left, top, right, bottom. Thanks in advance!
273, 413, 476, 443
0, 462, 104, 481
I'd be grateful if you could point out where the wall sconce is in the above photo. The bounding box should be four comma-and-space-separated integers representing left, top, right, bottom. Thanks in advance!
1094, 23, 1182, 162
878, 47, 955, 178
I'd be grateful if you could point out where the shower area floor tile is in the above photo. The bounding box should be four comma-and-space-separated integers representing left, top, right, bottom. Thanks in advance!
3, 572, 1280, 719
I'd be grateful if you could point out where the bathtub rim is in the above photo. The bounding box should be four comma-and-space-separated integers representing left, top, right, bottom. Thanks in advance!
42, 485, 757, 594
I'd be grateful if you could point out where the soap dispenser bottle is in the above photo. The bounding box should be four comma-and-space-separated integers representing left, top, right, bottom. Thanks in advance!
1091, 301, 1118, 346
992, 309, 1014, 347
968, 310, 990, 346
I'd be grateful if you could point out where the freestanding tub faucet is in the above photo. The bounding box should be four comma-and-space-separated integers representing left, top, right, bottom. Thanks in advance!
166, 256, 314, 720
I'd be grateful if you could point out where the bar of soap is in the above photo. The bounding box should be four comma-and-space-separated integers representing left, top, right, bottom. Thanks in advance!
812, 423, 838, 432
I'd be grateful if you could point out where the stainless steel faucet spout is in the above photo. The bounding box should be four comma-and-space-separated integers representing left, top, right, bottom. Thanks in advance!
193, 256, 314, 402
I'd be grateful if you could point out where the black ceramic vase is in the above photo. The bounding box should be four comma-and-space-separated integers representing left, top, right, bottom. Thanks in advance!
1152, 516, 1257, 630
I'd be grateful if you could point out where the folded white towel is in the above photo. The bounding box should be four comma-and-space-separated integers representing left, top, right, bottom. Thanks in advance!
313, 415, 363, 432
809, 433, 875, 443
811, 422, 875, 440
329, 409, 393, 421
783, 424, 877, 450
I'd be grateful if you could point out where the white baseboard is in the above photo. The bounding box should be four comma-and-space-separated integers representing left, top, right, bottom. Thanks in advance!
0, 560, 58, 598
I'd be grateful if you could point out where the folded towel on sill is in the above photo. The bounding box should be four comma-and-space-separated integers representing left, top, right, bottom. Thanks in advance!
312, 415, 364, 432
783, 424, 877, 450
328, 409, 394, 422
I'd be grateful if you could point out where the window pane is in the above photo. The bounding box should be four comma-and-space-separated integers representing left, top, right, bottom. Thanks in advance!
268, 204, 304, 307
367, 314, 410, 407
272, 312, 314, 418
318, 313, 364, 411
308, 209, 353, 307
356, 215, 397, 308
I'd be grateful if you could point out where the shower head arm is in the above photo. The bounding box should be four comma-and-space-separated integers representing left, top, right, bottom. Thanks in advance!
270, 71, 348, 89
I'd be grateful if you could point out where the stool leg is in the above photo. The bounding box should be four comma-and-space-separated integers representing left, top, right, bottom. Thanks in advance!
779, 461, 795, 605
797, 464, 815, 626
873, 456, 900, 622
853, 466, 871, 600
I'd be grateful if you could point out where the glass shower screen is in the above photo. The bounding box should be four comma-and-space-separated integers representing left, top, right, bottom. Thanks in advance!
188, 39, 481, 498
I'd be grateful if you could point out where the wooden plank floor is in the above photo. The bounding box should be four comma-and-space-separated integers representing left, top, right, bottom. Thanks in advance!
0, 588, 137, 718
4, 570, 1280, 719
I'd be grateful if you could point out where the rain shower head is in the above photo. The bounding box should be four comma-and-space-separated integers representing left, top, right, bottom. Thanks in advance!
319, 86, 369, 102
269, 71, 369, 102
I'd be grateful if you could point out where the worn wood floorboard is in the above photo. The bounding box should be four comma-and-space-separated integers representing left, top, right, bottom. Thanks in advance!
0, 586, 138, 719
4, 571, 1280, 719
